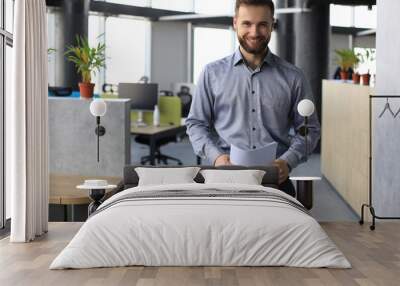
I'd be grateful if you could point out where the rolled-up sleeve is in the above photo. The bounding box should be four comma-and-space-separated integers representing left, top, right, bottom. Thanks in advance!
278, 71, 321, 169
185, 65, 225, 164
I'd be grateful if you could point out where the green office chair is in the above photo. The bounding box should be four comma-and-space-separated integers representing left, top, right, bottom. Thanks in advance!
133, 96, 184, 165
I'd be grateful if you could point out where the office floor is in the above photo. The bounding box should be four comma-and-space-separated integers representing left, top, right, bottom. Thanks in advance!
1, 222, 399, 286
132, 136, 359, 222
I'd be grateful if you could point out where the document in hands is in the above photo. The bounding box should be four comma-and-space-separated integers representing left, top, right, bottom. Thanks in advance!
230, 142, 278, 166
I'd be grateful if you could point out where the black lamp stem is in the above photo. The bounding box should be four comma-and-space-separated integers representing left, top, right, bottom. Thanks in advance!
305, 116, 308, 162
97, 116, 100, 162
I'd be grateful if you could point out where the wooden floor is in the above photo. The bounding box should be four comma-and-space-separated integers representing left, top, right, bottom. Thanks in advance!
0, 222, 399, 286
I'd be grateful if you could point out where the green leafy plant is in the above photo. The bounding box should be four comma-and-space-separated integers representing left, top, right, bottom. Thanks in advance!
47, 48, 56, 64
65, 35, 106, 83
361, 48, 375, 63
353, 52, 362, 72
47, 48, 56, 55
359, 48, 376, 74
335, 49, 360, 72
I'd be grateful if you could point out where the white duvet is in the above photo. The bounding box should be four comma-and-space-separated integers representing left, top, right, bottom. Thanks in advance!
50, 183, 351, 269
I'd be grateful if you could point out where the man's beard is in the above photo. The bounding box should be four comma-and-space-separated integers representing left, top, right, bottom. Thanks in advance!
238, 34, 269, 55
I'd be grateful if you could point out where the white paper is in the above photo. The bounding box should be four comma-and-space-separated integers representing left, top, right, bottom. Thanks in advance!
230, 142, 278, 166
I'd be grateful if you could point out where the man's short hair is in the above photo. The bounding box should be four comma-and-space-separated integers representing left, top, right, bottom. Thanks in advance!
235, 0, 275, 16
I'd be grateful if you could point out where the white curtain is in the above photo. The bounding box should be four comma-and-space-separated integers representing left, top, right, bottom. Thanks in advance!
8, 0, 49, 242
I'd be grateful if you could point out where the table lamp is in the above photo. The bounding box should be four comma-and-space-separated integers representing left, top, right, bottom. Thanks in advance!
297, 99, 315, 162
90, 99, 107, 162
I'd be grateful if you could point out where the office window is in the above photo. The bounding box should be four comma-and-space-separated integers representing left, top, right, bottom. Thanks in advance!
330, 4, 377, 29
1, 0, 14, 229
330, 4, 353, 27
5, 45, 12, 220
47, 10, 56, 87
194, 0, 234, 15
193, 27, 235, 83
354, 47, 376, 75
354, 6, 377, 29
5, 0, 13, 33
5, 0, 14, 33
89, 14, 106, 93
104, 0, 149, 6
151, 0, 193, 12
0, 39, 3, 229
104, 16, 150, 85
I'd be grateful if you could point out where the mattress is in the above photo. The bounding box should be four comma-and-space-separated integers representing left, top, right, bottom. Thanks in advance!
50, 183, 351, 269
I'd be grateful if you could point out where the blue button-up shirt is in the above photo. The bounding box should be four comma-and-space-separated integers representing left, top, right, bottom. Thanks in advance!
185, 48, 321, 169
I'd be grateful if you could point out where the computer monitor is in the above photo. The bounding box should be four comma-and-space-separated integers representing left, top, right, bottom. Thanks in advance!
118, 83, 158, 111
118, 83, 159, 126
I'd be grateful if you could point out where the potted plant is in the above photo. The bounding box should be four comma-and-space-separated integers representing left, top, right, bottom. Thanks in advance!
352, 51, 361, 84
335, 49, 359, 81
65, 36, 106, 98
359, 49, 375, 86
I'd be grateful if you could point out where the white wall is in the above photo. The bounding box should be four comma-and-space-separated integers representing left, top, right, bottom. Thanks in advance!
372, 0, 400, 216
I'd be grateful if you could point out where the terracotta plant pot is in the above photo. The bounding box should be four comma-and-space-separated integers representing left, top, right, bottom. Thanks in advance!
340, 71, 349, 81
352, 73, 360, 84
79, 82, 95, 98
361, 74, 370, 86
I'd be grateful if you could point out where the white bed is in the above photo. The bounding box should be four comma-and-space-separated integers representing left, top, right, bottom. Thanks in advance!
50, 183, 351, 269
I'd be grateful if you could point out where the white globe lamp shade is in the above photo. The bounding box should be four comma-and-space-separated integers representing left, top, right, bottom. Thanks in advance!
297, 99, 315, 117
90, 99, 107, 117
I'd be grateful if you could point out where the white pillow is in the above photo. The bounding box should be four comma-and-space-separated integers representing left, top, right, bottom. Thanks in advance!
135, 167, 201, 186
200, 169, 266, 185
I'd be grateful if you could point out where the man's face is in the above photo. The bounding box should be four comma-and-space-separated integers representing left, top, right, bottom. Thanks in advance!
234, 5, 274, 55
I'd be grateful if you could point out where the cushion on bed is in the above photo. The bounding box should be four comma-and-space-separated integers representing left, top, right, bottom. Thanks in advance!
200, 169, 266, 185
135, 167, 201, 186
123, 165, 279, 190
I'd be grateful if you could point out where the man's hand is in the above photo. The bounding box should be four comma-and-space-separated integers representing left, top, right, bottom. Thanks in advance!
214, 154, 231, 166
273, 159, 290, 184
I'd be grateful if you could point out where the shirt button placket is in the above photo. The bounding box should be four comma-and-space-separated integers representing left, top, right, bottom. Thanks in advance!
250, 76, 256, 149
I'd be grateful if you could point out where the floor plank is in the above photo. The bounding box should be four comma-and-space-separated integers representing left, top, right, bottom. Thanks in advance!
0, 222, 399, 286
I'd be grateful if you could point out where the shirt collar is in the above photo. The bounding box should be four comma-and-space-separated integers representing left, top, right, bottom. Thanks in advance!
233, 47, 275, 68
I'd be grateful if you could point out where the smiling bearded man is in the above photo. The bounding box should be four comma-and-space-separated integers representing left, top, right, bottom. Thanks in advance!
185, 0, 321, 196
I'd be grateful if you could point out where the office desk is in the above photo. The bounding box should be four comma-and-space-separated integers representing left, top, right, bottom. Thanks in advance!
131, 124, 187, 165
